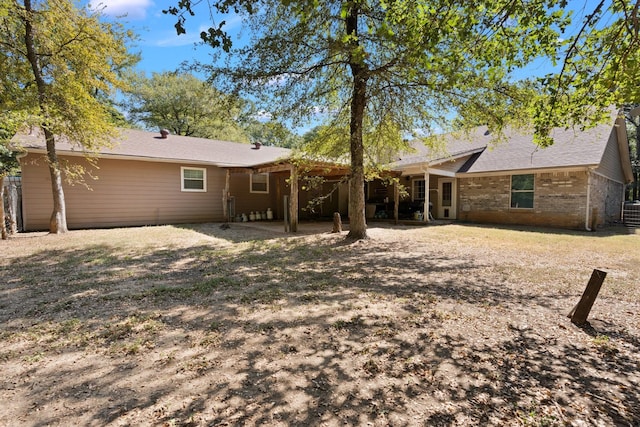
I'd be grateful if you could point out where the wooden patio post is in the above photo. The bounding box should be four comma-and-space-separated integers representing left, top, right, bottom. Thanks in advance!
223, 169, 230, 221
423, 168, 430, 222
289, 164, 298, 232
394, 181, 399, 225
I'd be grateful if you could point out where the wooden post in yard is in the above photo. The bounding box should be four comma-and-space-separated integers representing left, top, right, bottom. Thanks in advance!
332, 212, 342, 233
568, 269, 607, 325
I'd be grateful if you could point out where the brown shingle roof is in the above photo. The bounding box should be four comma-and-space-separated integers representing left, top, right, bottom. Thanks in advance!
14, 128, 291, 167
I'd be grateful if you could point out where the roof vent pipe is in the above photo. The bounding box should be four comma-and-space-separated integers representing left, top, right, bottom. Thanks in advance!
252, 141, 262, 149
160, 129, 170, 139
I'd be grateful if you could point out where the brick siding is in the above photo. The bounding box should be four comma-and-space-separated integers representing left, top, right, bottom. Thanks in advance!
458, 171, 590, 229
590, 173, 624, 226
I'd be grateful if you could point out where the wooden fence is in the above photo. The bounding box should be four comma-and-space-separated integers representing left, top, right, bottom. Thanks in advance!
2, 176, 22, 233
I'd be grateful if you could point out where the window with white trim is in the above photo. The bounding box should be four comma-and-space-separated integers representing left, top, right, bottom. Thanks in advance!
181, 167, 206, 192
250, 173, 269, 193
510, 174, 534, 208
413, 179, 425, 201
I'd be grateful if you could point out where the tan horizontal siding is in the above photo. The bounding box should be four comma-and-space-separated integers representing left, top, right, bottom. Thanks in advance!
20, 154, 54, 230
434, 155, 470, 173
230, 173, 281, 219
595, 128, 625, 183
21, 153, 225, 231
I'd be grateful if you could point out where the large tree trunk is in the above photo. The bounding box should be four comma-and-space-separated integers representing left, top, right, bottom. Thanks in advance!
23, 0, 68, 233
345, 3, 368, 241
44, 127, 68, 233
346, 75, 368, 240
0, 175, 7, 240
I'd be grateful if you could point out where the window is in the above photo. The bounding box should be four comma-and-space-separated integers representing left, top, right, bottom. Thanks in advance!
441, 181, 452, 207
413, 179, 425, 200
181, 167, 206, 192
250, 173, 269, 193
511, 174, 534, 208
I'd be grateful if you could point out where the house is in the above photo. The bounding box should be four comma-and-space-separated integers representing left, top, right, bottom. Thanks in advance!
13, 114, 634, 232
14, 128, 294, 231
388, 115, 634, 229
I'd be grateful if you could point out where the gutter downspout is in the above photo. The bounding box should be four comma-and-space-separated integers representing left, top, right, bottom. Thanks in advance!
585, 169, 592, 231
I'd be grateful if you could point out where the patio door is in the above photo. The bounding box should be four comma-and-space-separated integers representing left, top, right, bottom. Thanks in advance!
438, 179, 456, 219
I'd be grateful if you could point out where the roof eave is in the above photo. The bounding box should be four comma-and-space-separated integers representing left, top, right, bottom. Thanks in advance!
456, 164, 599, 178
392, 146, 486, 171
21, 147, 265, 168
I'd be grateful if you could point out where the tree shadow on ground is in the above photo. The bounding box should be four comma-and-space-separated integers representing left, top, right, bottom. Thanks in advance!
452, 221, 639, 238
0, 228, 638, 426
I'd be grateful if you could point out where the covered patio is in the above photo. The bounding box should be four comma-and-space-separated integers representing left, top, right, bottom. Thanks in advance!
223, 159, 446, 232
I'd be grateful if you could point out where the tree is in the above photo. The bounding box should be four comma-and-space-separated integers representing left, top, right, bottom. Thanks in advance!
123, 71, 249, 141
0, 0, 135, 233
624, 104, 640, 201
243, 118, 301, 148
0, 121, 21, 240
532, 1, 640, 146
167, 0, 569, 240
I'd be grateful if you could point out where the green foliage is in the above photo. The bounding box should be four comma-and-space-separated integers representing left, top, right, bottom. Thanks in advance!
170, 0, 570, 152
532, 1, 640, 146
0, 0, 137, 151
123, 71, 249, 141
242, 118, 301, 148
168, 0, 571, 239
1, 0, 137, 233
0, 116, 21, 176
0, 145, 19, 177
624, 104, 640, 200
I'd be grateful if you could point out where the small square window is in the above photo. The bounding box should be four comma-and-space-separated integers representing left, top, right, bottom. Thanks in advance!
250, 173, 269, 193
181, 167, 206, 192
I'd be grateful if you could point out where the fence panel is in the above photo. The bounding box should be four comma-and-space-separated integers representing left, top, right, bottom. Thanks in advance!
623, 202, 640, 227
2, 176, 22, 233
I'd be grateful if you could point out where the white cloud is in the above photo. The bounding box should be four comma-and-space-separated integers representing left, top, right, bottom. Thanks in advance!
155, 32, 200, 47
253, 110, 273, 121
90, 0, 153, 20
154, 24, 212, 47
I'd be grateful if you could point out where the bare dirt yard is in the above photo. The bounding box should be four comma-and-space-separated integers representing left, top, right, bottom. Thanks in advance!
0, 222, 639, 426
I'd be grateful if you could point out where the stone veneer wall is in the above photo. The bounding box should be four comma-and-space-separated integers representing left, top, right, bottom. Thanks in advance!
589, 173, 624, 226
458, 171, 590, 229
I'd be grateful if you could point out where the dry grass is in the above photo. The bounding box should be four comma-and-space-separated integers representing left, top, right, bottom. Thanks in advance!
0, 222, 638, 426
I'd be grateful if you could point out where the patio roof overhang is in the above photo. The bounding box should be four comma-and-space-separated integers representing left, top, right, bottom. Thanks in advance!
223, 159, 403, 232
226, 160, 401, 179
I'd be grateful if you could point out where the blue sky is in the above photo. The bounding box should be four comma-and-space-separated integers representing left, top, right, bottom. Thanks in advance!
98, 1, 605, 69
93, 0, 240, 74
96, 0, 578, 77
93, 1, 601, 135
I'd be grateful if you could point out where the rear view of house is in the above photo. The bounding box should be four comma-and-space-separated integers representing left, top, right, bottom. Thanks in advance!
392, 116, 634, 229
14, 115, 634, 232
15, 128, 290, 231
